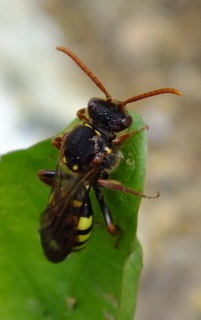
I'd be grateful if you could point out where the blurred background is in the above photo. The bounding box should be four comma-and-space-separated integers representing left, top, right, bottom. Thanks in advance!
1, 0, 201, 319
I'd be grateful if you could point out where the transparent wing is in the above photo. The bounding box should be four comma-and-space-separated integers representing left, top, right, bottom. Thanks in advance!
39, 162, 99, 263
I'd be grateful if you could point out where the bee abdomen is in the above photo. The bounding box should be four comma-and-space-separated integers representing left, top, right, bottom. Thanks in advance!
73, 215, 93, 251
72, 198, 93, 251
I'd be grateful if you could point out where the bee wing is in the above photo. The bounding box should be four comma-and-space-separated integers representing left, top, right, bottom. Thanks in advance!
39, 162, 98, 263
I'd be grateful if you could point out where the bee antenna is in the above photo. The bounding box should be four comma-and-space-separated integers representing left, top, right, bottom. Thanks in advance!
120, 88, 182, 107
56, 46, 112, 103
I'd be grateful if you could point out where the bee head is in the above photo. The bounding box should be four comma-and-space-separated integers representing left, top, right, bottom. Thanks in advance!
87, 97, 133, 132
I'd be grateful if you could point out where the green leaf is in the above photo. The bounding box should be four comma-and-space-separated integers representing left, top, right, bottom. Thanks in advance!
0, 111, 146, 320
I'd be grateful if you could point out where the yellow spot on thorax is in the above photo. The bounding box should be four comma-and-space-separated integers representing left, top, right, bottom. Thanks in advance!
104, 146, 112, 154
84, 122, 101, 136
84, 123, 92, 129
63, 156, 68, 164
94, 129, 101, 136
72, 165, 79, 171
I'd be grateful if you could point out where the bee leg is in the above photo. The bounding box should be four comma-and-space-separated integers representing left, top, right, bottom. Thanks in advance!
94, 187, 119, 236
112, 125, 148, 146
51, 136, 62, 150
37, 170, 55, 187
76, 108, 89, 122
98, 178, 160, 199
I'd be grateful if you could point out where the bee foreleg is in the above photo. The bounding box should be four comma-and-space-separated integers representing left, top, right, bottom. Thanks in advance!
112, 125, 148, 146
76, 108, 89, 122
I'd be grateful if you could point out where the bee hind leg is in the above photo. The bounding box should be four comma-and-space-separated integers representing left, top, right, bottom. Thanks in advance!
94, 186, 119, 236
98, 178, 159, 199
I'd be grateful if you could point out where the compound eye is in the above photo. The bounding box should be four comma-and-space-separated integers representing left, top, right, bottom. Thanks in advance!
121, 114, 133, 128
87, 97, 97, 109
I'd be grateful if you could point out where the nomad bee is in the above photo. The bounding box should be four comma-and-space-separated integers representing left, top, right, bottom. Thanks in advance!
38, 46, 181, 263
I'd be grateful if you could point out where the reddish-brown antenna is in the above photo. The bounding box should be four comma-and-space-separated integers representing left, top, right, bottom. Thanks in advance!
56, 46, 181, 106
56, 46, 112, 103
119, 88, 182, 107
